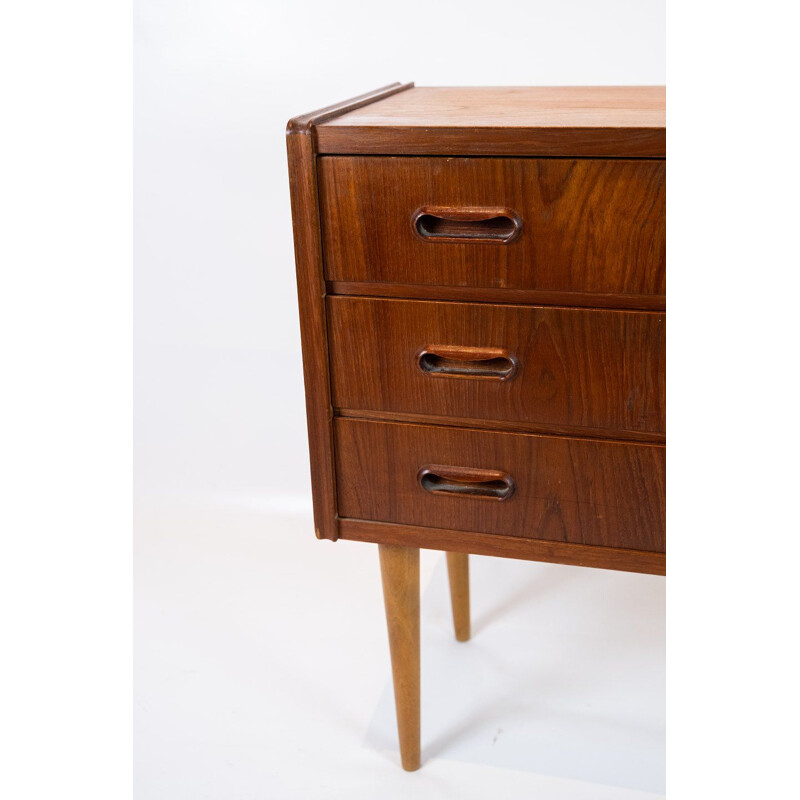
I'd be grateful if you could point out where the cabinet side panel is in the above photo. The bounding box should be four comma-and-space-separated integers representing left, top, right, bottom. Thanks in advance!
286, 131, 338, 540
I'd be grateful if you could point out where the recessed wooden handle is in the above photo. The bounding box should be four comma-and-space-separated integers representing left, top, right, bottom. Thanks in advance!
418, 465, 515, 501
412, 207, 521, 244
417, 345, 518, 380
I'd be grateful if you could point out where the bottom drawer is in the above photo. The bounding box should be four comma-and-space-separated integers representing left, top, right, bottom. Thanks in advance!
334, 419, 665, 553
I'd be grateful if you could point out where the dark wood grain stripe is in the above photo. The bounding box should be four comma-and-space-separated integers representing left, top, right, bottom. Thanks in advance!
335, 409, 666, 445
327, 281, 666, 311
316, 126, 665, 158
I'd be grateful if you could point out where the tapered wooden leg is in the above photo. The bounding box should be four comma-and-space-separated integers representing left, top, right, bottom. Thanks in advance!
378, 544, 420, 771
446, 552, 471, 642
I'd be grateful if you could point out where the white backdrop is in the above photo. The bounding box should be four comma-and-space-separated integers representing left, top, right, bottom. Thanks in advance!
134, 3, 666, 798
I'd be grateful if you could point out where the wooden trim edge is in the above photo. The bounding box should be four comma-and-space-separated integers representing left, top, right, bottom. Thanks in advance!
338, 519, 666, 576
286, 84, 416, 540
286, 131, 338, 539
286, 83, 415, 134
334, 409, 666, 445
326, 281, 666, 312
316, 125, 665, 158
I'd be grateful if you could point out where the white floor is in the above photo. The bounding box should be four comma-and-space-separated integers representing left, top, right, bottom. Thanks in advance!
134, 496, 665, 799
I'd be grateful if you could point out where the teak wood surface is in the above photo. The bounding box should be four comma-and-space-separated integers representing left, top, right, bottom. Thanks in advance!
319, 156, 665, 300
288, 83, 666, 772
334, 418, 665, 553
378, 545, 421, 771
286, 83, 414, 541
317, 86, 665, 157
328, 296, 665, 438
326, 281, 665, 312
446, 552, 471, 642
341, 519, 665, 576
286, 132, 339, 540
288, 81, 666, 569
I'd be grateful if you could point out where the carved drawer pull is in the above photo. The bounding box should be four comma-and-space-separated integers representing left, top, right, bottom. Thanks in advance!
418, 465, 515, 501
412, 207, 522, 244
417, 345, 518, 380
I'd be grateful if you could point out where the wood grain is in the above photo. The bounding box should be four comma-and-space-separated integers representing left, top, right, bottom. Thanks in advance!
289, 84, 667, 576
379, 544, 421, 771
328, 297, 665, 437
334, 418, 665, 552
342, 519, 666, 576
327, 281, 665, 311
319, 157, 665, 298
317, 86, 665, 157
317, 127, 665, 158
285, 131, 339, 540
286, 85, 417, 540
287, 83, 414, 135
446, 552, 470, 642
289, 85, 668, 779
323, 87, 665, 128
335, 409, 665, 445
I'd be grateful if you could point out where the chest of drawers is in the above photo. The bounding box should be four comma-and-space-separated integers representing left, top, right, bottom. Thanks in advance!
287, 83, 665, 770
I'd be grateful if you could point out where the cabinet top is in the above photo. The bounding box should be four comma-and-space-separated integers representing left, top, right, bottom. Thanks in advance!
324, 86, 664, 130
291, 84, 665, 158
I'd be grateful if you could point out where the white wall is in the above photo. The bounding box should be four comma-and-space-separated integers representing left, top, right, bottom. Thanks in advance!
133, 0, 665, 508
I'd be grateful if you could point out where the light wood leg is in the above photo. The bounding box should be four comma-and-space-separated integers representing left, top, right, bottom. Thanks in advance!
446, 552, 471, 642
378, 544, 420, 771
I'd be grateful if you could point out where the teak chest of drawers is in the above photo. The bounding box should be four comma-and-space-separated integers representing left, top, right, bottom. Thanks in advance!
286, 83, 666, 770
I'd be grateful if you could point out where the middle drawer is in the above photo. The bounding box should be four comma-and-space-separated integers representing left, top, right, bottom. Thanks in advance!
328, 296, 665, 437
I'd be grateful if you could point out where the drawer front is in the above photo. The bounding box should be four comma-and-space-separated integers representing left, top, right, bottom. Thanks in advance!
334, 419, 665, 553
329, 297, 665, 437
319, 156, 665, 298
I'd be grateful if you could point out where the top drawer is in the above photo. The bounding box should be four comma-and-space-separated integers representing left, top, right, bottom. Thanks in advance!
318, 156, 665, 300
